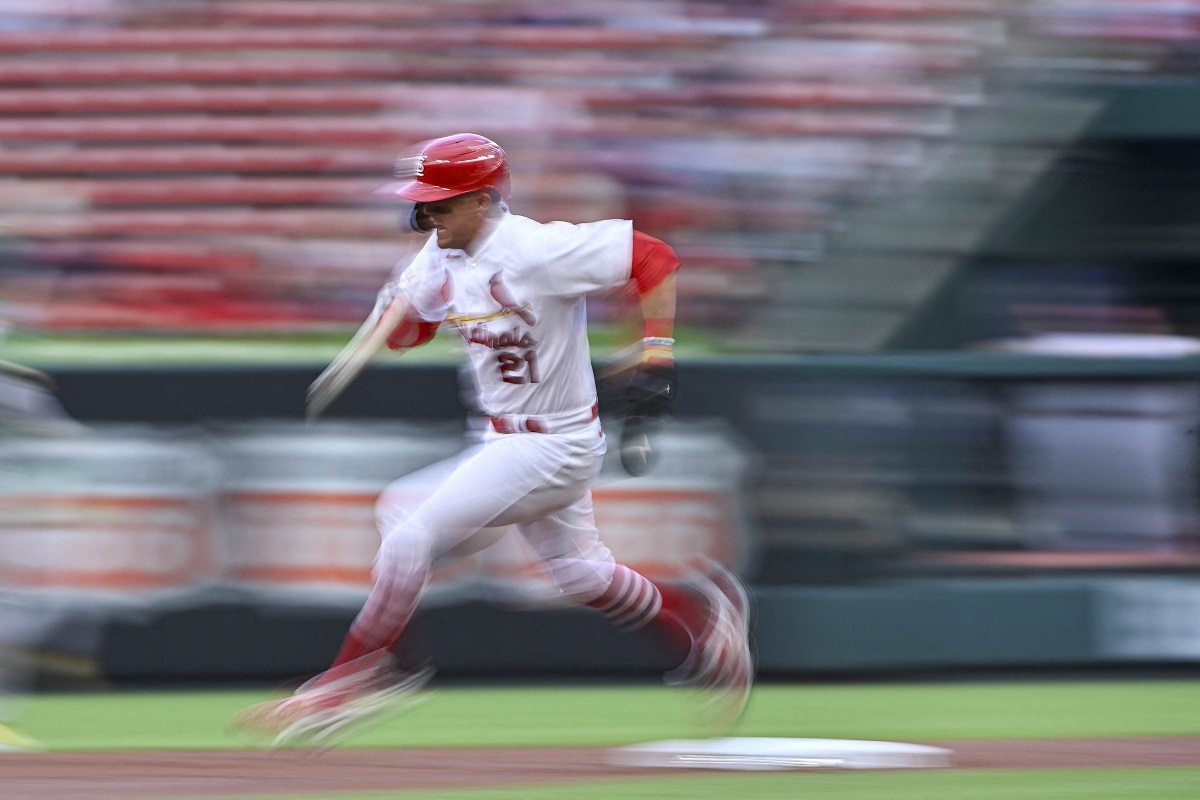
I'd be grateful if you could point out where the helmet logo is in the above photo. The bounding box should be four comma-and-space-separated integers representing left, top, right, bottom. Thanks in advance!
394, 154, 426, 179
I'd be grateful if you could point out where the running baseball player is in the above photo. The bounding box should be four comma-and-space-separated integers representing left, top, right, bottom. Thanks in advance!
236, 133, 752, 746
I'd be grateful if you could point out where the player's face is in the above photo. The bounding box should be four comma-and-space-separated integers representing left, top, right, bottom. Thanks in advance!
418, 191, 490, 250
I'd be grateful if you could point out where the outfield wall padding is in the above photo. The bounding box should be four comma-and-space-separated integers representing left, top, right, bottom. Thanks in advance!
51, 575, 1200, 683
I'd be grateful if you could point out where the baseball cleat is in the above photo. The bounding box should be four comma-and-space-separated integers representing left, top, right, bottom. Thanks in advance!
233, 652, 435, 749
664, 558, 754, 731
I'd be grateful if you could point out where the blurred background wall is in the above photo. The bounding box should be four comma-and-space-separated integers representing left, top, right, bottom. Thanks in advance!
2, 0, 1200, 685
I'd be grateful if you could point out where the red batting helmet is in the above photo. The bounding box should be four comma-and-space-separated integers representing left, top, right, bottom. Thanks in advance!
383, 133, 511, 202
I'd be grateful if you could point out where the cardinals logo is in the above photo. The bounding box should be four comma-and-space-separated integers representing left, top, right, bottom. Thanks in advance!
488, 274, 537, 326
458, 275, 538, 351
445, 272, 537, 329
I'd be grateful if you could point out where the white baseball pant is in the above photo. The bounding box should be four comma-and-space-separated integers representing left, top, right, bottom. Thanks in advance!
354, 420, 614, 651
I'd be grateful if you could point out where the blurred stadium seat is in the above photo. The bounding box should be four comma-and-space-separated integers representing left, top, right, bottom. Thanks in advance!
0, 0, 1195, 342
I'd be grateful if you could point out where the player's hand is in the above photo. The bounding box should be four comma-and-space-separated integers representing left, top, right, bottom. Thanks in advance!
619, 359, 677, 477
624, 361, 676, 419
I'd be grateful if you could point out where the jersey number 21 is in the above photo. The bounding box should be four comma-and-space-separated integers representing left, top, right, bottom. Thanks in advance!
498, 349, 540, 384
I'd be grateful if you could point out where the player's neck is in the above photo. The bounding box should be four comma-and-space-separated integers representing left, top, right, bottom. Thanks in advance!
461, 210, 503, 256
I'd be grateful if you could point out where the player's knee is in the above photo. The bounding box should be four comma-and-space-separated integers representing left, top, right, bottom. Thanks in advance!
375, 490, 418, 539
377, 520, 435, 577
545, 557, 614, 603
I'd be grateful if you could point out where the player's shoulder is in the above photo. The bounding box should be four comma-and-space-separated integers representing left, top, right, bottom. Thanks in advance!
502, 212, 631, 248
388, 236, 443, 281
394, 238, 434, 266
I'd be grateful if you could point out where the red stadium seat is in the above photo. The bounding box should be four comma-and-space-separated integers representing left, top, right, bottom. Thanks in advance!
0, 25, 727, 53
2, 177, 385, 208
0, 147, 394, 175
27, 241, 261, 273
0, 0, 1017, 335
0, 209, 409, 238
0, 87, 394, 114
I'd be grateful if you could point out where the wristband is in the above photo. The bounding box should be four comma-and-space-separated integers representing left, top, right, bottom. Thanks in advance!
641, 336, 674, 366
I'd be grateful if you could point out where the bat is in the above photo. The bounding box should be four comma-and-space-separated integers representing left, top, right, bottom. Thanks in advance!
305, 289, 410, 422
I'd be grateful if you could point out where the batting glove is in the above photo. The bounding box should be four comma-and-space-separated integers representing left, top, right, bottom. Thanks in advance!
619, 341, 677, 476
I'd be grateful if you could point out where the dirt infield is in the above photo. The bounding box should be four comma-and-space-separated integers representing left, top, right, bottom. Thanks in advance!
2, 737, 1198, 800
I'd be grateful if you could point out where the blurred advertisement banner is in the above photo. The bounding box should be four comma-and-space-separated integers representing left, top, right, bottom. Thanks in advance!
0, 420, 753, 603
214, 421, 457, 596
0, 431, 219, 594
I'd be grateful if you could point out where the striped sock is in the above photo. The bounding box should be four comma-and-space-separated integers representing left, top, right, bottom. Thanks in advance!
585, 564, 692, 665
585, 563, 661, 629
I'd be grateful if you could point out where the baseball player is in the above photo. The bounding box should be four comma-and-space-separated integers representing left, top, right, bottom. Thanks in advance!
237, 134, 752, 746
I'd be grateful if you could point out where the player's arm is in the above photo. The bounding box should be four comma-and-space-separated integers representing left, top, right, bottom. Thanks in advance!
306, 266, 447, 422
618, 231, 680, 475
384, 259, 453, 351
637, 274, 676, 366
306, 285, 413, 421
385, 300, 440, 350
629, 229, 679, 384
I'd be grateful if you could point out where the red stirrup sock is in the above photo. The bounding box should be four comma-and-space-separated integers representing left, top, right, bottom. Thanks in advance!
584, 564, 692, 667
325, 607, 431, 682
327, 629, 380, 671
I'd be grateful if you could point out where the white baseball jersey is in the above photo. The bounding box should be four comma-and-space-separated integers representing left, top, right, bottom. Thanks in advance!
392, 210, 633, 420
353, 212, 641, 666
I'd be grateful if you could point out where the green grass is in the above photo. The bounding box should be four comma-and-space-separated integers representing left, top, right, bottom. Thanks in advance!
8, 680, 1197, 800
13, 679, 1200, 752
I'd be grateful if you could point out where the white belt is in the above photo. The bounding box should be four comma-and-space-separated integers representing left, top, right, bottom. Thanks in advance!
489, 403, 599, 435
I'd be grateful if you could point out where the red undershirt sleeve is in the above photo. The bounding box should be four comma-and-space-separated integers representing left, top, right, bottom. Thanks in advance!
387, 314, 439, 350
630, 230, 679, 297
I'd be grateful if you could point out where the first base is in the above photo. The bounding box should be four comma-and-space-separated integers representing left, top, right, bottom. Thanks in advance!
608, 737, 953, 771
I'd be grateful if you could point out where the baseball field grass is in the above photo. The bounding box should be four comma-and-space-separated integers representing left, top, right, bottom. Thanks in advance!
8, 678, 1199, 799
1, 324, 736, 367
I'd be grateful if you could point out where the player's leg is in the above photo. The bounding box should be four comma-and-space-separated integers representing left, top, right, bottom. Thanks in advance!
517, 502, 686, 664
333, 434, 582, 667
519, 498, 754, 729
232, 459, 450, 746
236, 435, 584, 745
312, 431, 604, 687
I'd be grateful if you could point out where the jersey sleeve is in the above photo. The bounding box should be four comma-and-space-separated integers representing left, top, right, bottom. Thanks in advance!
391, 247, 451, 322
534, 218, 634, 297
